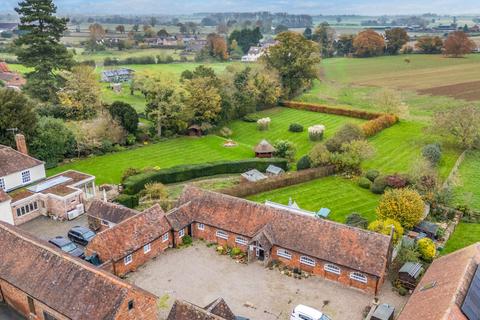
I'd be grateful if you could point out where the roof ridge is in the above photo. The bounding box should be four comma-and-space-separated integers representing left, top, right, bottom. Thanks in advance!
0, 144, 45, 165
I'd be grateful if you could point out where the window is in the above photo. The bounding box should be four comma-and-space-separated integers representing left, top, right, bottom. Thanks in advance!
43, 311, 57, 320
298, 314, 313, 320
128, 300, 134, 310
124, 254, 133, 265
300, 256, 316, 267
0, 178, 5, 190
162, 233, 169, 242
350, 272, 367, 283
144, 243, 151, 253
27, 296, 36, 315
216, 230, 228, 240
324, 264, 341, 275
178, 229, 185, 238
235, 236, 248, 246
277, 248, 292, 260
21, 170, 31, 184
16, 201, 38, 217
198, 223, 205, 230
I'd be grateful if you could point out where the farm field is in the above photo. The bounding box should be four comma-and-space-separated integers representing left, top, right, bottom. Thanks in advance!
443, 223, 480, 254
73, 48, 190, 63
453, 150, 480, 211
247, 176, 381, 223
47, 135, 251, 185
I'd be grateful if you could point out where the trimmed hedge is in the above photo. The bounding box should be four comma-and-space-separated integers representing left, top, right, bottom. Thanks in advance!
123, 158, 288, 195
282, 101, 399, 137
115, 194, 139, 208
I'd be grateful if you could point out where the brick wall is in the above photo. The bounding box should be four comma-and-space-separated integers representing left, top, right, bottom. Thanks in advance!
269, 245, 379, 294
87, 215, 111, 232
191, 222, 250, 252
116, 288, 158, 320
0, 280, 68, 320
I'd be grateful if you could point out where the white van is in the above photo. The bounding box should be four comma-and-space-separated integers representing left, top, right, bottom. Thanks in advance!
290, 305, 331, 320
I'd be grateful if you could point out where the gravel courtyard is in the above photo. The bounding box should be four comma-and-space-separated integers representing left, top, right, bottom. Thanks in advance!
127, 242, 407, 320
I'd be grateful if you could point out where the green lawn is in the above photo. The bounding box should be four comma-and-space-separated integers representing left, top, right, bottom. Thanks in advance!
228, 107, 364, 158
247, 176, 380, 223
443, 222, 480, 254
453, 150, 480, 211
47, 135, 251, 185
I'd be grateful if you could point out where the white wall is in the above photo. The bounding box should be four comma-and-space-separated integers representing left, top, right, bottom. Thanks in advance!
0, 199, 13, 225
1, 164, 46, 192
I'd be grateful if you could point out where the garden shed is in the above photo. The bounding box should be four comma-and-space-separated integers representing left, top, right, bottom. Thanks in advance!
371, 304, 395, 320
254, 139, 275, 158
398, 262, 424, 290
413, 221, 439, 240
187, 125, 203, 137
241, 169, 267, 183
266, 164, 284, 176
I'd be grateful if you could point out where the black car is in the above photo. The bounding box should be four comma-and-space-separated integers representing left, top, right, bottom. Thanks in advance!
68, 226, 96, 246
49, 236, 85, 258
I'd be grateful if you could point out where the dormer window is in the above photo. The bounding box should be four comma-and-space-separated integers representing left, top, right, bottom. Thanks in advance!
21, 170, 31, 184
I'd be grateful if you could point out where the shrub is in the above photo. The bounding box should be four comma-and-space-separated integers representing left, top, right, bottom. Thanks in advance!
417, 238, 436, 262
358, 177, 372, 189
282, 101, 381, 120
242, 114, 261, 122
296, 155, 312, 170
386, 174, 410, 189
326, 123, 364, 152
308, 144, 332, 167
121, 167, 142, 183
371, 175, 389, 194
368, 218, 404, 244
365, 169, 380, 182
115, 194, 139, 208
308, 125, 325, 141
219, 127, 233, 138
141, 182, 168, 200
230, 247, 242, 257
289, 123, 304, 132
123, 158, 288, 194
108, 101, 139, 134
181, 235, 193, 246
345, 213, 369, 229
362, 114, 399, 137
376, 188, 425, 229
422, 143, 442, 166
273, 140, 296, 162
398, 287, 408, 296
257, 117, 271, 131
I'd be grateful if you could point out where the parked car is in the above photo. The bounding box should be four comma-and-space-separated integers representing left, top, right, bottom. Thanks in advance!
49, 236, 85, 258
291, 305, 331, 320
68, 226, 96, 246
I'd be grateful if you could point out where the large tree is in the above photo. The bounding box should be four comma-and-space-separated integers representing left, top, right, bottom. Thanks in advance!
353, 29, 385, 57
335, 34, 355, 56
0, 89, 37, 147
14, 0, 74, 102
228, 27, 262, 54
415, 36, 443, 54
385, 27, 409, 55
443, 31, 476, 57
313, 22, 335, 57
263, 31, 321, 98
185, 77, 222, 125
201, 33, 229, 61
432, 106, 480, 149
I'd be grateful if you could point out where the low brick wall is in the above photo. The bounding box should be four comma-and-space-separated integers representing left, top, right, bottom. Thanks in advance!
219, 166, 336, 198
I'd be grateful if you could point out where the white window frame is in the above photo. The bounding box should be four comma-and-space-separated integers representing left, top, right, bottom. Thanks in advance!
235, 236, 248, 246
143, 243, 151, 254
300, 255, 316, 267
324, 263, 341, 275
21, 170, 31, 184
0, 178, 5, 190
178, 229, 185, 238
162, 233, 169, 242
277, 248, 292, 260
198, 223, 205, 230
124, 254, 133, 265
216, 230, 228, 240
350, 272, 367, 283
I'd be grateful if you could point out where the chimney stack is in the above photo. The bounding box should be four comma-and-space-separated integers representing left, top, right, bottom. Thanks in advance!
15, 134, 28, 155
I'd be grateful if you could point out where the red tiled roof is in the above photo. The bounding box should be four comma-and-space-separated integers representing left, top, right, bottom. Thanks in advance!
0, 145, 44, 177
87, 200, 139, 224
87, 205, 169, 262
171, 186, 392, 277
0, 221, 157, 320
167, 299, 235, 320
397, 243, 480, 320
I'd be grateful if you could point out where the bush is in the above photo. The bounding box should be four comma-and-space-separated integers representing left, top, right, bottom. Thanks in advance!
296, 155, 312, 170
398, 287, 408, 296
121, 167, 142, 183
326, 123, 365, 153
257, 117, 271, 131
242, 114, 261, 122
289, 123, 304, 132
308, 125, 325, 141
345, 213, 369, 229
115, 194, 139, 208
365, 169, 380, 182
371, 175, 389, 194
108, 101, 139, 134
230, 247, 242, 257
123, 158, 288, 194
358, 177, 372, 189
368, 218, 404, 244
417, 238, 436, 262
362, 114, 398, 137
376, 188, 425, 229
308, 144, 332, 167
386, 174, 410, 189
273, 140, 296, 162
219, 127, 233, 138
181, 235, 193, 246
422, 143, 442, 166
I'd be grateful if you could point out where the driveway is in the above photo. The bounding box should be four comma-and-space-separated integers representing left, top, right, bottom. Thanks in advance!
19, 214, 89, 243
127, 242, 407, 320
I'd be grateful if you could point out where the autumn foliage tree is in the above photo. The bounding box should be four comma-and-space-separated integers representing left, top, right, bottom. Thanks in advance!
376, 188, 424, 229
443, 31, 475, 57
385, 27, 409, 55
353, 29, 385, 57
415, 36, 443, 54
201, 33, 229, 61
368, 218, 404, 244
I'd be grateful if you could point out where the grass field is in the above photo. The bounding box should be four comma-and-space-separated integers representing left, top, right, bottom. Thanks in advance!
248, 176, 380, 223
73, 48, 189, 63
453, 150, 480, 211
443, 222, 480, 254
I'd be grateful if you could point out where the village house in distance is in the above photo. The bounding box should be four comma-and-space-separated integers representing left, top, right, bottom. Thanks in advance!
0, 134, 95, 226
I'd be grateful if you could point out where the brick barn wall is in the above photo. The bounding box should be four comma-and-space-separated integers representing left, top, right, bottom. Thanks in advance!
0, 280, 68, 320
87, 216, 111, 232
115, 289, 158, 320
112, 232, 172, 277
270, 245, 379, 294
191, 222, 250, 251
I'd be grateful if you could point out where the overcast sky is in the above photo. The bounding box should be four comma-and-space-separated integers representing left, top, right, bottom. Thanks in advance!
1, 0, 479, 15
